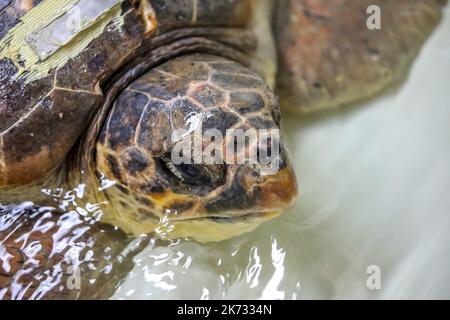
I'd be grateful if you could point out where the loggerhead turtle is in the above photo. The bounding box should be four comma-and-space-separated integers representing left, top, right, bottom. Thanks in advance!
0, 0, 445, 299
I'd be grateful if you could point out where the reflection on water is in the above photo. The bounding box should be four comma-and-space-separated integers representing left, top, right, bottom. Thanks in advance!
0, 195, 139, 300
113, 220, 303, 300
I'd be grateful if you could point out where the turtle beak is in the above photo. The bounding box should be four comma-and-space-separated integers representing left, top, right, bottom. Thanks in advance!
238, 146, 298, 218
202, 142, 298, 221
254, 164, 298, 215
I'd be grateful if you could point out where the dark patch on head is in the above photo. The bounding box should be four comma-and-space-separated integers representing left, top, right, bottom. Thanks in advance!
172, 163, 226, 188
191, 84, 225, 109
313, 81, 322, 89
130, 70, 189, 101
229, 91, 265, 114
121, 0, 135, 12
202, 109, 238, 136
105, 91, 148, 150
136, 100, 171, 156
140, 183, 166, 194
209, 62, 262, 78
246, 116, 277, 130
122, 149, 149, 175
149, 158, 222, 196
208, 216, 234, 223
139, 160, 173, 193
106, 155, 122, 180
116, 184, 130, 195
205, 175, 261, 213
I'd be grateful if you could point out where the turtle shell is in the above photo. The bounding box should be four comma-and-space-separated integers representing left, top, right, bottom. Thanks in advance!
274, 0, 445, 113
0, 0, 253, 187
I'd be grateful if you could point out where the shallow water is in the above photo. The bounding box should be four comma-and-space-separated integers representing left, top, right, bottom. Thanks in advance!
1, 5, 450, 300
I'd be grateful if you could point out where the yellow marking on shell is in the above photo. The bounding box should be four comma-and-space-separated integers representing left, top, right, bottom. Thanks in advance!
0, 0, 126, 83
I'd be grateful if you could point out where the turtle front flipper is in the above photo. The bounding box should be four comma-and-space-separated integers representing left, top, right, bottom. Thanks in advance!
0, 203, 139, 300
275, 0, 446, 113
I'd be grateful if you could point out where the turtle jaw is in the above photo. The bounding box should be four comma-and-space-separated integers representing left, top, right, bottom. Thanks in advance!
93, 162, 298, 243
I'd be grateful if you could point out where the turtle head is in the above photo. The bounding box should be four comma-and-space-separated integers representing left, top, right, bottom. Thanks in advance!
95, 54, 297, 243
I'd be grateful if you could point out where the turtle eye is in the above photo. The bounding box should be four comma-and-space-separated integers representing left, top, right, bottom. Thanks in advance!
162, 157, 185, 182
161, 157, 226, 187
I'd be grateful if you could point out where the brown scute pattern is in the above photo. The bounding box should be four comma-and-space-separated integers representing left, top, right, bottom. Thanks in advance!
275, 0, 445, 113
135, 100, 171, 156
246, 116, 278, 130
204, 167, 262, 214
3, 89, 100, 164
201, 108, 239, 136
229, 91, 265, 114
190, 84, 226, 109
170, 98, 203, 132
150, 0, 253, 33
106, 90, 149, 149
99, 54, 280, 186
97, 53, 290, 221
1, 88, 103, 185
0, 7, 145, 186
0, 204, 132, 300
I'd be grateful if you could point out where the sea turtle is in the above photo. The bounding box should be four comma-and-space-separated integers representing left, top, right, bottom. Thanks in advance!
0, 0, 445, 300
